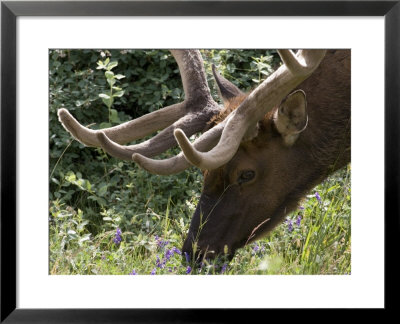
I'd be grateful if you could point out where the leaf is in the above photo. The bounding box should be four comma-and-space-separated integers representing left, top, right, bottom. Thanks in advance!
65, 172, 76, 182
98, 184, 108, 196
110, 109, 120, 123
87, 195, 106, 206
257, 62, 269, 69
105, 71, 114, 79
114, 74, 125, 79
96, 60, 105, 69
51, 178, 60, 185
112, 90, 124, 98
79, 235, 91, 243
99, 93, 110, 99
75, 100, 84, 107
107, 78, 116, 87
226, 63, 236, 73
85, 180, 92, 191
107, 61, 118, 70
101, 96, 113, 108
99, 122, 112, 129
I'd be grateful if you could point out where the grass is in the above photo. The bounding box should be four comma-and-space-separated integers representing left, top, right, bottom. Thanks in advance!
49, 161, 351, 275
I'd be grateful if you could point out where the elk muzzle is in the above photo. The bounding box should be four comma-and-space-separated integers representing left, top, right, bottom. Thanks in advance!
182, 189, 245, 262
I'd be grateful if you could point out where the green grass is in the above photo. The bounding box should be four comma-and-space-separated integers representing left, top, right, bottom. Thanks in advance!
49, 162, 351, 275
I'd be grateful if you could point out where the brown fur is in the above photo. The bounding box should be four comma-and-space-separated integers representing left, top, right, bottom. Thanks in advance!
206, 94, 248, 128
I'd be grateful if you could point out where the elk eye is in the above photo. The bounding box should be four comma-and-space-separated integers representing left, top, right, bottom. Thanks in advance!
237, 170, 255, 184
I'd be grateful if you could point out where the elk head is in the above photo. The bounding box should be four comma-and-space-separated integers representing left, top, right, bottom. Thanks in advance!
58, 49, 350, 262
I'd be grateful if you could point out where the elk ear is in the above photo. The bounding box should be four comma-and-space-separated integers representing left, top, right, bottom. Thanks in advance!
212, 64, 243, 103
274, 90, 308, 146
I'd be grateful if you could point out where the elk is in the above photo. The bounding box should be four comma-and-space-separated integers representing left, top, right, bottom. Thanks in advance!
58, 49, 350, 261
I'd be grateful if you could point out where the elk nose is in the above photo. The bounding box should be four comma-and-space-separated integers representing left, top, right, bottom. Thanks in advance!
182, 243, 229, 264
181, 240, 207, 264
181, 241, 200, 264
181, 249, 210, 266
182, 239, 193, 263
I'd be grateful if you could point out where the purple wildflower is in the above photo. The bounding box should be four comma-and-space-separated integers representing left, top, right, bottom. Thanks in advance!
186, 266, 192, 274
184, 251, 190, 263
129, 270, 137, 275
165, 249, 173, 261
296, 215, 302, 227
155, 235, 169, 249
252, 243, 266, 255
150, 268, 156, 275
156, 255, 164, 268
221, 264, 227, 274
287, 219, 293, 232
113, 228, 122, 245
155, 246, 182, 269
172, 247, 181, 255
299, 206, 305, 210
315, 191, 322, 203
252, 243, 260, 255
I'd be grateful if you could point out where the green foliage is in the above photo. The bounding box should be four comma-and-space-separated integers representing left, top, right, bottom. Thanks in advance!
96, 57, 126, 123
200, 49, 280, 102
49, 49, 350, 275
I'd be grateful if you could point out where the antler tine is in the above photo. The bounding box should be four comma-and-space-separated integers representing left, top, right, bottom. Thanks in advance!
171, 50, 214, 104
58, 50, 221, 162
132, 119, 226, 174
211, 64, 243, 101
278, 49, 326, 76
92, 104, 218, 160
175, 49, 327, 170
58, 103, 186, 147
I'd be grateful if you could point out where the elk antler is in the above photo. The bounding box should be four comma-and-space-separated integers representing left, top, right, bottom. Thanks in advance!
132, 119, 226, 175
173, 49, 327, 170
58, 50, 221, 162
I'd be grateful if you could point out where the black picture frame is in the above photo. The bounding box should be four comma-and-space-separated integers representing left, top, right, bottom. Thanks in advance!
1, 0, 398, 322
